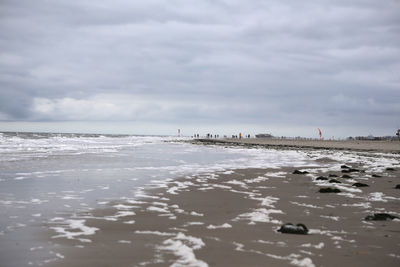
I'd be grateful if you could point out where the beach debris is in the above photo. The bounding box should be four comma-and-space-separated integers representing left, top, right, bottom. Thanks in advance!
395, 184, 400, 189
277, 223, 308, 235
329, 179, 341, 184
316, 176, 328, 181
352, 182, 369, 187
386, 168, 395, 171
329, 174, 338, 177
365, 213, 399, 221
293, 170, 309, 175
341, 175, 352, 179
372, 174, 382, 178
319, 188, 341, 193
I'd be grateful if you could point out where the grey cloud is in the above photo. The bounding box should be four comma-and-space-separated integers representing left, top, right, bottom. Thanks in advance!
0, 0, 399, 135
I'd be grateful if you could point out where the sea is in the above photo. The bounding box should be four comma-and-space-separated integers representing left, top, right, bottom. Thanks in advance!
0, 132, 314, 266
0, 132, 397, 266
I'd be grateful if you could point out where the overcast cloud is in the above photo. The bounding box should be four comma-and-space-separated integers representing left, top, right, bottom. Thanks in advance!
0, 0, 399, 137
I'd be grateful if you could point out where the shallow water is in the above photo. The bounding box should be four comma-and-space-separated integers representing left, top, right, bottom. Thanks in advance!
0, 132, 317, 266
1, 132, 399, 266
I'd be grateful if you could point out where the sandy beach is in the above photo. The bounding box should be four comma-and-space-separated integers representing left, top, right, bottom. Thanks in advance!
192, 138, 400, 153
42, 139, 400, 267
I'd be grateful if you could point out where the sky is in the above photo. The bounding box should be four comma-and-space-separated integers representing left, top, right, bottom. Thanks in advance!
0, 0, 399, 138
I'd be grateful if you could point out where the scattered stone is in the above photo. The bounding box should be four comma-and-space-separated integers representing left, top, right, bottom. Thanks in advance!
352, 182, 369, 187
386, 168, 395, 171
293, 170, 309, 175
341, 165, 350, 169
395, 184, 400, 189
372, 174, 382, 178
277, 223, 308, 235
329, 174, 338, 177
319, 188, 341, 193
329, 179, 341, 183
365, 213, 399, 221
316, 176, 328, 181
341, 175, 352, 179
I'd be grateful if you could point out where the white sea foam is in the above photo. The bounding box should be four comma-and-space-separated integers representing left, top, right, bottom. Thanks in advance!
300, 242, 324, 249
233, 242, 315, 267
50, 219, 99, 241
157, 232, 208, 267
259, 196, 279, 207
113, 204, 135, 210
265, 171, 287, 178
244, 176, 269, 183
320, 215, 339, 221
257, 240, 287, 247
135, 230, 175, 236
147, 206, 169, 213
184, 222, 204, 226
290, 201, 323, 209
206, 223, 232, 229
118, 240, 131, 244
235, 208, 283, 224
190, 211, 204, 217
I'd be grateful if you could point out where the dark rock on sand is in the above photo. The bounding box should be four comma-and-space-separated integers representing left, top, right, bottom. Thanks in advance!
342, 174, 352, 179
386, 168, 395, 171
329, 179, 341, 183
293, 170, 309, 175
365, 213, 399, 221
395, 184, 400, 189
316, 176, 328, 181
372, 174, 382, 178
341, 165, 350, 169
352, 182, 369, 187
329, 174, 338, 177
277, 223, 308, 235
319, 188, 341, 193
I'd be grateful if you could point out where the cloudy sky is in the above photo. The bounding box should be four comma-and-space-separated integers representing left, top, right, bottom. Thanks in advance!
1, 0, 399, 137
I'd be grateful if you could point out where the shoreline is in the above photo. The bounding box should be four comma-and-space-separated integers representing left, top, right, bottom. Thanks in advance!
45, 147, 400, 267
189, 138, 400, 153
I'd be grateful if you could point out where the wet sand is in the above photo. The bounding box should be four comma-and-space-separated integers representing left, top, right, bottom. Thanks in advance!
192, 138, 400, 153
45, 152, 400, 267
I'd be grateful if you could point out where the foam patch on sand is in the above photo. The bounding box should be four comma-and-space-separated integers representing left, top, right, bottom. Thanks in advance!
234, 208, 284, 224
265, 171, 287, 178
105, 211, 136, 221
157, 232, 208, 267
50, 218, 99, 242
244, 176, 269, 183
300, 242, 324, 249
118, 240, 131, 244
367, 192, 398, 202
135, 230, 175, 236
184, 222, 204, 227
206, 223, 232, 229
225, 180, 248, 188
257, 240, 287, 247
320, 215, 339, 221
290, 202, 323, 209
233, 242, 315, 267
